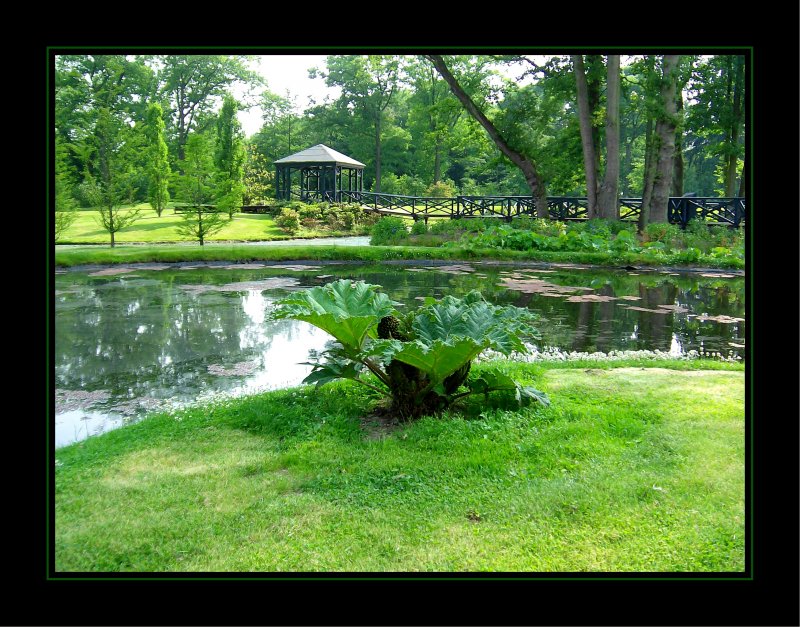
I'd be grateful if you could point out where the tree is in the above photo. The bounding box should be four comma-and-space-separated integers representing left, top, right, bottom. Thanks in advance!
644, 55, 681, 225
144, 102, 171, 216
572, 55, 600, 217
428, 55, 549, 217
404, 57, 464, 184
242, 142, 274, 204
685, 55, 745, 196
54, 136, 78, 241
158, 55, 258, 167
597, 55, 621, 219
214, 95, 245, 218
314, 56, 401, 191
175, 133, 225, 245
93, 108, 142, 247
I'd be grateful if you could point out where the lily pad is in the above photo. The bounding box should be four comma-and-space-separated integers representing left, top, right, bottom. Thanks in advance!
265, 264, 322, 271
564, 294, 618, 303
694, 314, 744, 324
208, 359, 261, 377
624, 306, 670, 314
88, 267, 136, 276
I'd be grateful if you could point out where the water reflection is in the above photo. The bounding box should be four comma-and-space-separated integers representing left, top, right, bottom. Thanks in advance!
54, 263, 745, 447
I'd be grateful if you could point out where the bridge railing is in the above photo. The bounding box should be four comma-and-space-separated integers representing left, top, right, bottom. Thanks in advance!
298, 191, 746, 228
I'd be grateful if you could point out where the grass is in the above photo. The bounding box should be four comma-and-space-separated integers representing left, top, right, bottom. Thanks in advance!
55, 360, 745, 572
53, 241, 746, 269
56, 205, 367, 244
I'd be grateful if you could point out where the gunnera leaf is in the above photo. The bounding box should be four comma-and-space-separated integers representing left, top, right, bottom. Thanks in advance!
271, 279, 398, 352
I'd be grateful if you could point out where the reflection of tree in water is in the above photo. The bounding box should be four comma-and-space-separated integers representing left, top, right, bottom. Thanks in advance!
55, 267, 747, 408
55, 275, 284, 399
636, 282, 678, 351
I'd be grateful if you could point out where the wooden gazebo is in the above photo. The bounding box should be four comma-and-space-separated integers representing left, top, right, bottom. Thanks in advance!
274, 144, 365, 203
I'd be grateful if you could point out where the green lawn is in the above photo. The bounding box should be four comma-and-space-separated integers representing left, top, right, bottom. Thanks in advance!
55, 361, 745, 572
57, 205, 363, 244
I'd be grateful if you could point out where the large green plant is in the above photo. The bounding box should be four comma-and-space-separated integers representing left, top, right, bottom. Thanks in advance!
271, 279, 548, 419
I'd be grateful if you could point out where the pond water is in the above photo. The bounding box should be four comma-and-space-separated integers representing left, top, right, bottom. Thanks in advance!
54, 261, 745, 447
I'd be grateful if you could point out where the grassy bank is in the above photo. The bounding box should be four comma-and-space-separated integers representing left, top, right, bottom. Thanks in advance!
54, 242, 745, 270
56, 205, 369, 244
55, 360, 745, 572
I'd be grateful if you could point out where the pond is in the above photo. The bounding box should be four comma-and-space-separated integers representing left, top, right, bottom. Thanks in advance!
54, 261, 745, 447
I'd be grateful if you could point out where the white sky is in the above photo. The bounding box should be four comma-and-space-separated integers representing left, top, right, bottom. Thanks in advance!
235, 55, 337, 137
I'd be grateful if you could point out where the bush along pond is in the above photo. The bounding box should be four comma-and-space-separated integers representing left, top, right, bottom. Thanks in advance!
271, 279, 549, 420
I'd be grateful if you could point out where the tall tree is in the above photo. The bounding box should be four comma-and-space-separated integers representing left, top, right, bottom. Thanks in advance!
428, 55, 549, 217
144, 102, 171, 217
723, 55, 744, 197
159, 55, 258, 167
404, 57, 464, 184
646, 55, 681, 225
597, 55, 621, 219
671, 91, 684, 197
214, 95, 245, 219
314, 55, 401, 191
572, 55, 599, 216
176, 133, 225, 245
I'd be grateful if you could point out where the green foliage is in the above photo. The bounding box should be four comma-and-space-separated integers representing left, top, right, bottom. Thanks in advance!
242, 143, 273, 204
410, 220, 428, 235
174, 133, 225, 245
272, 279, 397, 355
271, 280, 547, 419
275, 208, 300, 234
425, 179, 457, 198
370, 216, 409, 245
214, 95, 246, 219
144, 102, 171, 216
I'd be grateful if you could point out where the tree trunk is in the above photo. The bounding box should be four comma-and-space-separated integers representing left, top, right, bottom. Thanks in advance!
648, 55, 680, 225
572, 55, 599, 218
738, 153, 746, 197
597, 55, 621, 220
724, 56, 744, 197
427, 55, 549, 217
638, 116, 656, 233
374, 116, 382, 192
671, 91, 684, 197
622, 136, 633, 197
587, 55, 603, 194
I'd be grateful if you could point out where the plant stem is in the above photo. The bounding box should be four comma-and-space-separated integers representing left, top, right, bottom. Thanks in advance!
362, 358, 391, 387
352, 376, 391, 397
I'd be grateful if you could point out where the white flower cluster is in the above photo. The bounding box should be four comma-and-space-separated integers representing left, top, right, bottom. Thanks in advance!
478, 345, 742, 363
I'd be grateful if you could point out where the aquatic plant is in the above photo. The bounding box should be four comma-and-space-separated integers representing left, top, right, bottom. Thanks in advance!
271, 279, 549, 419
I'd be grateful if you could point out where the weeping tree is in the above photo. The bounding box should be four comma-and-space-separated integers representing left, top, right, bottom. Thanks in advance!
271, 279, 549, 420
144, 102, 171, 217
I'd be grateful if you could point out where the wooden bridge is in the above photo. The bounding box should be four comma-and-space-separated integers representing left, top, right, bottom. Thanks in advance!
243, 191, 745, 228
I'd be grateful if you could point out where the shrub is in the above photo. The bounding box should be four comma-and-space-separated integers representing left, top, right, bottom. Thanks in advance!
271, 279, 549, 419
370, 216, 409, 245
425, 180, 457, 198
275, 208, 300, 234
410, 219, 428, 235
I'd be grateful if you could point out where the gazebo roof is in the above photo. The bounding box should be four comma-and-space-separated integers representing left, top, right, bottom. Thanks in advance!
274, 144, 365, 168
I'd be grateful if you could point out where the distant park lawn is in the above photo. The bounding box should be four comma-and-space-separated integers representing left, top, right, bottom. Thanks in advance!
58, 205, 294, 244
55, 361, 744, 573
